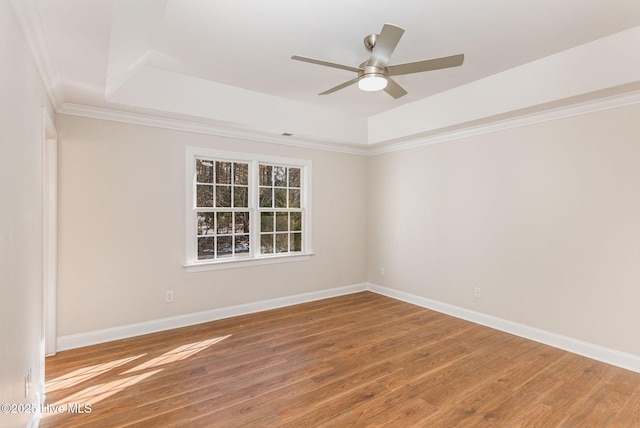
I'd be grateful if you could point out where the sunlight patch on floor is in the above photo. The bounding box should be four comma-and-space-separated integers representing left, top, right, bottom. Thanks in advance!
46, 354, 146, 393
48, 369, 163, 409
44, 334, 232, 413
122, 335, 231, 374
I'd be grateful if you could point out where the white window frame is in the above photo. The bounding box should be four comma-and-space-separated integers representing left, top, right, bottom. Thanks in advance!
183, 147, 313, 272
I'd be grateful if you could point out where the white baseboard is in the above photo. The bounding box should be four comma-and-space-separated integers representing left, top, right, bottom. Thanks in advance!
26, 389, 44, 428
56, 281, 640, 374
56, 283, 367, 352
28, 414, 39, 428
367, 283, 640, 374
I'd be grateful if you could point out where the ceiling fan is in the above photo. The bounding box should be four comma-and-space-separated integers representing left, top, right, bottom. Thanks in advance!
292, 23, 464, 99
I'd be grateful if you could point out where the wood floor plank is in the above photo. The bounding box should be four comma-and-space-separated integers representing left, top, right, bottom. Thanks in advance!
465, 350, 572, 426
41, 292, 640, 427
561, 367, 640, 427
454, 344, 566, 426
609, 382, 640, 426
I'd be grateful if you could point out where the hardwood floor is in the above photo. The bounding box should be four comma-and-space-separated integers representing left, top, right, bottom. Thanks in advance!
41, 292, 640, 427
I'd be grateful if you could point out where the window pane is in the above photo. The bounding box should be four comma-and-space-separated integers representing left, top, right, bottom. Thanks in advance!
196, 159, 214, 183
289, 189, 300, 208
261, 212, 274, 232
290, 212, 302, 231
234, 186, 248, 207
259, 165, 272, 186
288, 168, 301, 187
217, 212, 232, 234
235, 235, 250, 254
274, 166, 287, 186
276, 233, 288, 253
290, 233, 302, 252
217, 236, 232, 257
196, 185, 213, 207
233, 163, 248, 185
198, 237, 215, 260
261, 234, 274, 254
197, 212, 215, 235
216, 161, 232, 184
235, 212, 250, 233
259, 187, 272, 208
274, 188, 287, 208
216, 185, 232, 207
276, 212, 288, 232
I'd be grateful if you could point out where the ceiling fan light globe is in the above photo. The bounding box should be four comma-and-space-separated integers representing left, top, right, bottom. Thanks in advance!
358, 75, 387, 92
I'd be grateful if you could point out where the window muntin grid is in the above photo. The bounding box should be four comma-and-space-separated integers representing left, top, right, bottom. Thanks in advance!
258, 164, 303, 255
195, 159, 250, 260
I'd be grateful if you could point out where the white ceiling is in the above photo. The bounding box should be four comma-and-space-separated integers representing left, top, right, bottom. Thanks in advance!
28, 0, 640, 147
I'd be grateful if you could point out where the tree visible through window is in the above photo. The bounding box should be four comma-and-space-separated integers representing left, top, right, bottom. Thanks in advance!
195, 159, 250, 259
258, 164, 303, 254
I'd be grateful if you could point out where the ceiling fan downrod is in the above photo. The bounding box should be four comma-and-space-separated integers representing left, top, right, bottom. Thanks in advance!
363, 33, 378, 51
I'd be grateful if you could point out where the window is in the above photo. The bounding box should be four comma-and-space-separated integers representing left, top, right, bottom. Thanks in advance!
195, 159, 250, 259
258, 164, 303, 254
185, 148, 312, 270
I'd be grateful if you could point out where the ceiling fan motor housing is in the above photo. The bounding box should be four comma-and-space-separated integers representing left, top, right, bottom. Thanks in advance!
358, 64, 387, 79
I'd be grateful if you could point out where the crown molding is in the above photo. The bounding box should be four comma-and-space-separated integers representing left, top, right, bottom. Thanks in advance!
58, 87, 640, 158
11, 0, 64, 109
370, 89, 640, 155
57, 103, 370, 156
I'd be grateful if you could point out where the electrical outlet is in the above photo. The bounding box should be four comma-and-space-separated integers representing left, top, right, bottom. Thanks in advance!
165, 290, 174, 302
379, 267, 385, 277
474, 287, 482, 298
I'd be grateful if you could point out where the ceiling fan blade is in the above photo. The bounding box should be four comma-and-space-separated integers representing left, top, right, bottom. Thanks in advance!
384, 77, 408, 99
387, 53, 464, 76
291, 55, 362, 73
319, 77, 359, 95
368, 24, 405, 68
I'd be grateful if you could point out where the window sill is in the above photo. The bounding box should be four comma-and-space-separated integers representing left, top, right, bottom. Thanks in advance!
182, 252, 315, 272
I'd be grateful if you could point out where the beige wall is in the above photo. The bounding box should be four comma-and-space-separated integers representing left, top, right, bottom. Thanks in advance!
56, 115, 368, 336
368, 103, 640, 356
0, 1, 54, 427
57, 103, 640, 359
